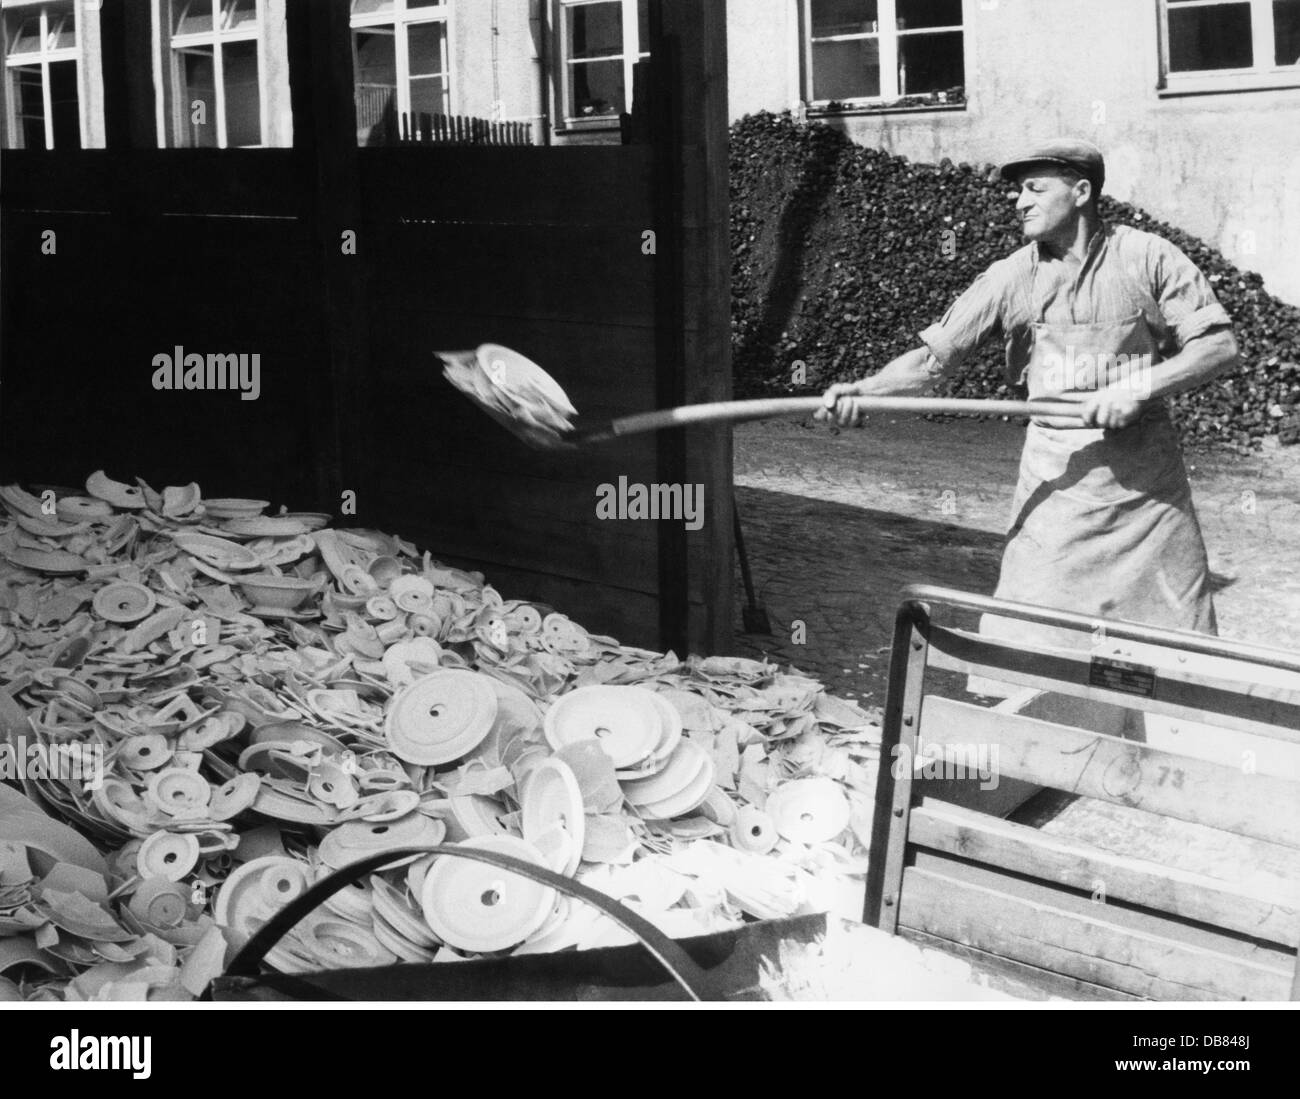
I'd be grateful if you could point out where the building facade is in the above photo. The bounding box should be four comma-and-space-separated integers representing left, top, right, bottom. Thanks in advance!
4, 0, 1298, 302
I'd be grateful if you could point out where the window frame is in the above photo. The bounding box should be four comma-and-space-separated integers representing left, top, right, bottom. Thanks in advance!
802, 0, 965, 110
2, 0, 82, 150
349, 0, 453, 131
165, 0, 265, 149
553, 0, 648, 128
1158, 0, 1300, 94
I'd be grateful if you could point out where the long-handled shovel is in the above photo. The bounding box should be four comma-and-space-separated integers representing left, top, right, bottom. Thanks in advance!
438, 344, 1085, 450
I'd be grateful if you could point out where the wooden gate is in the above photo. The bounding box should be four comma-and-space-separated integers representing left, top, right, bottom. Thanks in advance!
0, 0, 731, 655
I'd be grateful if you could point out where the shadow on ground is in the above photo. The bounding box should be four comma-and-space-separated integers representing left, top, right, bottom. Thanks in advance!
731, 484, 1007, 703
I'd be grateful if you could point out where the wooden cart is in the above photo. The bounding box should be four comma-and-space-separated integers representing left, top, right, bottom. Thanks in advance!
866, 585, 1300, 1001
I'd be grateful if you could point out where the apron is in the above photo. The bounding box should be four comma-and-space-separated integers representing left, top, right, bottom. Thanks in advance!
971, 274, 1217, 696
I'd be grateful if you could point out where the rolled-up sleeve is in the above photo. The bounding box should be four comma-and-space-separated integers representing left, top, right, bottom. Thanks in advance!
1147, 236, 1232, 347
919, 262, 1012, 370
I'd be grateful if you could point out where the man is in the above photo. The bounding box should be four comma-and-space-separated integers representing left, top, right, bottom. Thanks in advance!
821, 138, 1238, 661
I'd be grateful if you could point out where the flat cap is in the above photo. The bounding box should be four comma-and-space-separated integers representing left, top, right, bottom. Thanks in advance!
1000, 138, 1105, 191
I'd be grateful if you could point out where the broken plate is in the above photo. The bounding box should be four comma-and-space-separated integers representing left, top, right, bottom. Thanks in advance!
92, 582, 157, 624
765, 777, 852, 845
172, 532, 263, 571
520, 758, 584, 876
385, 670, 499, 766
202, 499, 270, 520
214, 855, 313, 948
543, 686, 663, 770
419, 835, 556, 954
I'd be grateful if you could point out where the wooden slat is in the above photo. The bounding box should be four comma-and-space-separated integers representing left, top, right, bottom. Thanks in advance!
927, 624, 1300, 743
358, 147, 653, 226
371, 223, 656, 324
911, 799, 1300, 945
0, 150, 302, 218
899, 930, 1138, 1001
899, 858, 1296, 1001
922, 695, 1300, 849
370, 425, 663, 491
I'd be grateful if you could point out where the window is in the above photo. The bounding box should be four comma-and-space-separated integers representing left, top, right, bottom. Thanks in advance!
350, 0, 449, 145
557, 0, 648, 122
168, 0, 263, 147
2, 0, 81, 149
803, 0, 964, 107
1161, 0, 1300, 91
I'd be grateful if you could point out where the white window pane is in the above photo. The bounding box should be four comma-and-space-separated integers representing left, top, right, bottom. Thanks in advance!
898, 30, 964, 94
1168, 1, 1253, 71
353, 26, 396, 142
567, 1, 623, 60
179, 46, 218, 146
8, 12, 44, 53
354, 27, 396, 86
223, 39, 261, 145
13, 64, 45, 148
1276, 0, 1300, 64
174, 0, 215, 35
223, 0, 258, 31
810, 0, 878, 38
47, 3, 77, 51
569, 58, 624, 116
410, 75, 447, 120
812, 37, 880, 99
638, 0, 649, 46
896, 0, 962, 31
407, 21, 445, 77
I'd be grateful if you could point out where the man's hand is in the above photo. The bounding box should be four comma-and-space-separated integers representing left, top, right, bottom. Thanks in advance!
815, 349, 943, 428
817, 381, 868, 427
1068, 386, 1146, 430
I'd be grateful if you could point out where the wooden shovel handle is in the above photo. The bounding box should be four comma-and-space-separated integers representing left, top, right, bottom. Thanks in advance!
585, 396, 1085, 442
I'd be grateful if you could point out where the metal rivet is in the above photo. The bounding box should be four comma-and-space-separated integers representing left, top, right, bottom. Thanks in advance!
883, 896, 895, 907
893, 806, 904, 817
902, 715, 913, 726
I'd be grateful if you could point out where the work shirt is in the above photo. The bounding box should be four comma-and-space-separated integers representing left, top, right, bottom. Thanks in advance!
918, 222, 1232, 385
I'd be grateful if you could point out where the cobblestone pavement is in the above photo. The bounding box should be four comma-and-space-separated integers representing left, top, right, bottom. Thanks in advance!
730, 415, 1300, 704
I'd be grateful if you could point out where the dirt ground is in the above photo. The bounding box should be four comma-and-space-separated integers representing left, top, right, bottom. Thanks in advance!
731, 415, 1300, 705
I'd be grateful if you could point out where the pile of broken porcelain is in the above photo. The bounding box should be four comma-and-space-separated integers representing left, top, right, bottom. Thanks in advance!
0, 472, 881, 1000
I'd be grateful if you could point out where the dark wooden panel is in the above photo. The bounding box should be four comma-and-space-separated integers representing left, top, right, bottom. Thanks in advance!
0, 0, 732, 657
370, 392, 661, 485
359, 146, 654, 226
0, 150, 302, 218
0, 203, 323, 504
370, 476, 712, 600
373, 318, 662, 411
370, 224, 657, 327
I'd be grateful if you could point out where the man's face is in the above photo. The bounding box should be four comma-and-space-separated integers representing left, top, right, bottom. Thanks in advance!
1014, 167, 1088, 241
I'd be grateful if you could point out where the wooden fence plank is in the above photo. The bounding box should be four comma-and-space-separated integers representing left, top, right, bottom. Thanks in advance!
1, 150, 302, 217
358, 147, 653, 225
899, 859, 1295, 1001
926, 624, 1300, 743
921, 696, 1300, 849
910, 799, 1300, 945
